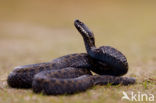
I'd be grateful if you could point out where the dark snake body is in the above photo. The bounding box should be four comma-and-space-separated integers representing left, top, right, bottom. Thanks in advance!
7, 20, 136, 95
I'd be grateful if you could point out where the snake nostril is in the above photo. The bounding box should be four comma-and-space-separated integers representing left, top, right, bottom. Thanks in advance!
75, 19, 82, 24
74, 19, 80, 23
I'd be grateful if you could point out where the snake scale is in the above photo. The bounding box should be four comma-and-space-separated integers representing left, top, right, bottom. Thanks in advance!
7, 20, 136, 95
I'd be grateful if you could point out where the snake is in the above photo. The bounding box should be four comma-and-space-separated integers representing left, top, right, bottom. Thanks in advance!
7, 20, 136, 95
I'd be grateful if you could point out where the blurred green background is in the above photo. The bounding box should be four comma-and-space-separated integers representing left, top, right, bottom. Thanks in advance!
0, 0, 156, 103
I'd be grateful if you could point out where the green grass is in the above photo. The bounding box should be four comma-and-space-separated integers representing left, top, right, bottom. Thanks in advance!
0, 1, 156, 103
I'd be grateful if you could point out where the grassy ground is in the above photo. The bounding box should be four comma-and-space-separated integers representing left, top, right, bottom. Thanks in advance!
0, 0, 156, 103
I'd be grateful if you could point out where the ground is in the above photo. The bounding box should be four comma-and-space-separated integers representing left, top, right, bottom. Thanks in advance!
0, 1, 156, 103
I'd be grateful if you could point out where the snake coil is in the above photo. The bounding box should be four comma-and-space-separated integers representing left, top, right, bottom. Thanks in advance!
7, 20, 136, 95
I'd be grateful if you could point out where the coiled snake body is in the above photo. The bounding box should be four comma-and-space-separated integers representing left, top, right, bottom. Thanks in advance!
7, 20, 136, 95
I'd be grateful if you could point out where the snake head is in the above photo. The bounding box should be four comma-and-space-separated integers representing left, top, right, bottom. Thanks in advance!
74, 19, 95, 51
74, 20, 94, 39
